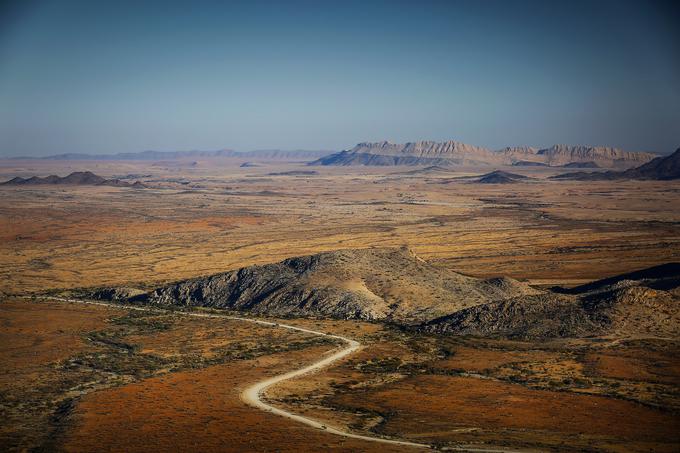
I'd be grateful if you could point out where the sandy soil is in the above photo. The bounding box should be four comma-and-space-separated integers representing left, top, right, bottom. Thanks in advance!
1, 160, 678, 295
1, 159, 678, 452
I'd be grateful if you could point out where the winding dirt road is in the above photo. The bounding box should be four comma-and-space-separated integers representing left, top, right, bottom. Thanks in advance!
41, 297, 518, 452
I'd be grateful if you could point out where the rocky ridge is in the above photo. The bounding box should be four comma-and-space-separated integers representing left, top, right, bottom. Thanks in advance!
310, 141, 656, 168
1, 171, 146, 188
84, 247, 678, 340
553, 148, 680, 181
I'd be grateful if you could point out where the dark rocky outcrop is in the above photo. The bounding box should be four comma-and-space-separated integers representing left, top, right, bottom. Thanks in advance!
309, 141, 656, 168
1, 171, 146, 188
85, 248, 678, 340
475, 170, 530, 184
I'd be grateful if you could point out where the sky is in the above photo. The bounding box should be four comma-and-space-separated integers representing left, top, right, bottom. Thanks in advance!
0, 0, 679, 157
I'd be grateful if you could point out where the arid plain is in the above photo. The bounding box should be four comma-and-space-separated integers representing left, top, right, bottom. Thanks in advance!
1, 158, 679, 452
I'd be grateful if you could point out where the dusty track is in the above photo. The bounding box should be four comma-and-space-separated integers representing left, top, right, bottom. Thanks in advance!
38, 297, 519, 452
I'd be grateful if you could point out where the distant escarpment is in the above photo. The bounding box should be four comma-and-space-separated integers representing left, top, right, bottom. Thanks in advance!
553, 148, 680, 181
309, 141, 656, 168
474, 170, 531, 184
1, 171, 146, 188
13, 149, 331, 161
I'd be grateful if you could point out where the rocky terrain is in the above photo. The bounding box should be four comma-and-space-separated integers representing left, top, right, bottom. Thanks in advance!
394, 165, 457, 176
88, 247, 540, 325
511, 160, 549, 167
84, 247, 678, 340
14, 149, 331, 161
421, 263, 679, 339
562, 161, 600, 168
1, 171, 146, 188
474, 170, 531, 184
533, 144, 653, 167
310, 141, 656, 168
554, 147, 680, 181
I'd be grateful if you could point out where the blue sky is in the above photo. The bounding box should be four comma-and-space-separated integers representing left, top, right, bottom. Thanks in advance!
1, 0, 678, 156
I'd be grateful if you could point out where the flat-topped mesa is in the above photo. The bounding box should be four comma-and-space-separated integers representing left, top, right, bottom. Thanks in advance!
498, 146, 539, 155
475, 170, 530, 184
311, 140, 656, 167
351, 140, 493, 158
536, 144, 656, 167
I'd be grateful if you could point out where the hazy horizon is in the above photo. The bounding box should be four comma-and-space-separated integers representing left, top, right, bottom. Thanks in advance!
3, 140, 678, 160
1, 0, 679, 157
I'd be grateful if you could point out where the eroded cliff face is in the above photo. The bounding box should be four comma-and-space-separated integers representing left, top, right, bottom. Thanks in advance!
310, 141, 656, 168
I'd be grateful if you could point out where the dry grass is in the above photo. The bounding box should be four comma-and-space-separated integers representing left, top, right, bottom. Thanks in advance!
1, 160, 679, 295
1, 298, 391, 452
1, 159, 679, 452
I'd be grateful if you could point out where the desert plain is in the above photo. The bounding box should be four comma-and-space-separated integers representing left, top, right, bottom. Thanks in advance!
1, 158, 679, 452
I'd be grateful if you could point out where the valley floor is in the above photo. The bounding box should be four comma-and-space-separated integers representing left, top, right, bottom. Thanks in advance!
1, 160, 679, 451
1, 298, 678, 452
1, 161, 679, 294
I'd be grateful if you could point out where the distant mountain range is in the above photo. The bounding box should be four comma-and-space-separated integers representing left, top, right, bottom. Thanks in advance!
5, 142, 664, 169
9, 149, 331, 161
553, 147, 680, 181
1, 171, 146, 188
310, 141, 657, 168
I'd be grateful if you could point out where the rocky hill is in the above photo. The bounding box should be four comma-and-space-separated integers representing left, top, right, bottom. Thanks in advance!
394, 166, 458, 176
84, 248, 678, 340
1, 171, 146, 188
91, 247, 540, 325
553, 148, 680, 181
309, 141, 655, 168
532, 145, 654, 167
475, 170, 531, 184
420, 263, 679, 339
562, 161, 599, 168
14, 149, 331, 161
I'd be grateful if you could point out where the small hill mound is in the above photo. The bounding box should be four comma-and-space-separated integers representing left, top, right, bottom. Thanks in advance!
94, 247, 541, 325
420, 263, 680, 339
475, 170, 529, 184
511, 161, 549, 167
1, 171, 146, 188
266, 170, 318, 176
